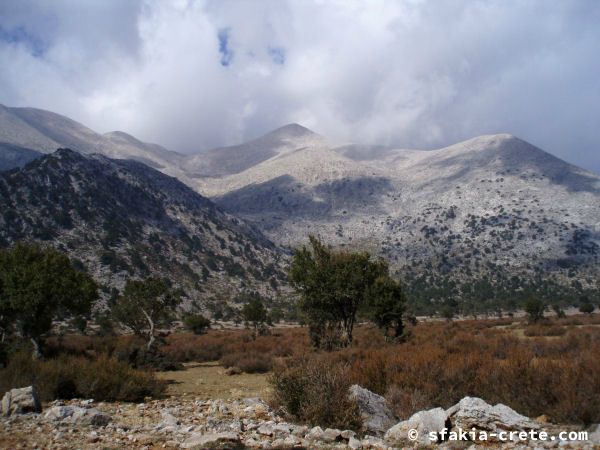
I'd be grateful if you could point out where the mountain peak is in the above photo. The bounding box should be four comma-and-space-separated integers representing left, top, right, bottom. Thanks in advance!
266, 123, 318, 139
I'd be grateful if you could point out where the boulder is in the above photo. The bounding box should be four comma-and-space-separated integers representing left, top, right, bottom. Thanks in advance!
446, 397, 539, 435
321, 428, 341, 442
1, 386, 41, 416
43, 405, 111, 426
348, 385, 396, 436
180, 432, 241, 449
305, 425, 325, 441
384, 407, 447, 445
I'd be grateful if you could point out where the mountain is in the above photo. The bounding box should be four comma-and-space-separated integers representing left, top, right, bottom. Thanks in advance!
198, 131, 600, 311
0, 149, 287, 307
0, 104, 185, 175
2, 104, 598, 311
183, 123, 327, 178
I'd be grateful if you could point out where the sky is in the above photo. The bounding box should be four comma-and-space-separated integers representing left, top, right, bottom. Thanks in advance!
0, 0, 599, 173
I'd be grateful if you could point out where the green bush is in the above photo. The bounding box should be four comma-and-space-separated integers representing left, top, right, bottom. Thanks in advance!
183, 314, 211, 335
0, 352, 166, 402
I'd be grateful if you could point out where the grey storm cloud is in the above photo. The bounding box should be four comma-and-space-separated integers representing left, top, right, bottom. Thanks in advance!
0, 0, 599, 173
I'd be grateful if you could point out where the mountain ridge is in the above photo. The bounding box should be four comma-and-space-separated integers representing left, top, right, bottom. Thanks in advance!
0, 148, 287, 307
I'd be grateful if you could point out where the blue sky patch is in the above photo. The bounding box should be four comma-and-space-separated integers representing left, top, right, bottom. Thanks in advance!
0, 25, 46, 57
268, 46, 285, 65
217, 28, 233, 66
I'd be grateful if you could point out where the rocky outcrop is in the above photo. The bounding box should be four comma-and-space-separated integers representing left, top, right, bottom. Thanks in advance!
348, 384, 396, 437
0, 386, 41, 416
385, 407, 447, 445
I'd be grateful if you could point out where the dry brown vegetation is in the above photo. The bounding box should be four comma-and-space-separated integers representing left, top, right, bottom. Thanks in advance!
0, 352, 166, 403
7, 315, 599, 427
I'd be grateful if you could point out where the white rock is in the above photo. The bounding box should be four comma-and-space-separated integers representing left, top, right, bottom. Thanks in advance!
348, 385, 396, 437
0, 386, 41, 416
322, 428, 341, 442
446, 397, 539, 437
348, 436, 362, 449
306, 426, 325, 441
384, 407, 447, 445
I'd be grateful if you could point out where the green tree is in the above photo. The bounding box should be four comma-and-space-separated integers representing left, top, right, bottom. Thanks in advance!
112, 277, 180, 350
364, 276, 406, 339
524, 298, 545, 324
241, 295, 268, 338
0, 242, 97, 359
289, 235, 396, 349
183, 314, 211, 334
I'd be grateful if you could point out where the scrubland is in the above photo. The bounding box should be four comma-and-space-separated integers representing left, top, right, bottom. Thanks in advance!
2, 314, 600, 430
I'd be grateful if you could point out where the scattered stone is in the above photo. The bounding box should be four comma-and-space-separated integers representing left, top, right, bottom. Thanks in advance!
348, 384, 396, 437
385, 407, 447, 445
0, 386, 42, 416
161, 409, 180, 427
44, 405, 111, 426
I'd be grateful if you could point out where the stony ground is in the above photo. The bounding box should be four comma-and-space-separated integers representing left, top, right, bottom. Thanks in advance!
1, 396, 599, 450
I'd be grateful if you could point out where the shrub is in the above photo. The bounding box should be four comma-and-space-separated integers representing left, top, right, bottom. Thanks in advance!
270, 355, 361, 430
0, 351, 166, 402
221, 352, 272, 374
523, 324, 566, 337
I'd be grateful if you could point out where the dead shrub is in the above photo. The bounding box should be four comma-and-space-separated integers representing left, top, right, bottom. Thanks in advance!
270, 355, 361, 430
221, 352, 272, 373
0, 351, 166, 402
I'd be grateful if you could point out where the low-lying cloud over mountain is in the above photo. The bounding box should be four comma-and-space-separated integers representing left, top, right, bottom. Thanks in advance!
1, 1, 599, 173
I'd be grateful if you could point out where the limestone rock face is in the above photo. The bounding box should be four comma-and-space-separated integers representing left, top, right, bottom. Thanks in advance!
0, 386, 42, 416
348, 385, 396, 437
446, 396, 540, 435
384, 407, 447, 445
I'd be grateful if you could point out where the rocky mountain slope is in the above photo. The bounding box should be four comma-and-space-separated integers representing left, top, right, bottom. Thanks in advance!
0, 149, 287, 307
2, 104, 599, 311
194, 129, 600, 311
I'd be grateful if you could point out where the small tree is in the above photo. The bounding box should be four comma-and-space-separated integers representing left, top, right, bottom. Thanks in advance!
112, 277, 180, 350
0, 242, 97, 359
183, 314, 211, 334
364, 276, 406, 339
289, 235, 399, 349
241, 296, 268, 338
524, 298, 545, 324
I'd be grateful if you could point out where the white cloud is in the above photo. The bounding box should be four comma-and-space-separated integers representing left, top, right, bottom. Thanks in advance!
0, 0, 599, 172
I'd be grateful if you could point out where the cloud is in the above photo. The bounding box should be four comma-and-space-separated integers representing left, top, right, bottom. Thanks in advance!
0, 0, 599, 173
